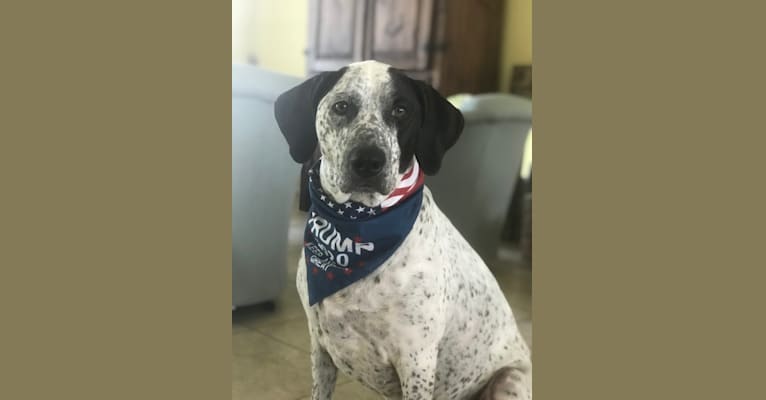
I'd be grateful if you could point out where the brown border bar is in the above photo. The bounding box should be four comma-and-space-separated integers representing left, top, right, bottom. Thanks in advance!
1, 1, 230, 398
535, 0, 766, 398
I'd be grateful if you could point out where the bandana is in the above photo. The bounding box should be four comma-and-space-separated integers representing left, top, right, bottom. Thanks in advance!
304, 159, 425, 305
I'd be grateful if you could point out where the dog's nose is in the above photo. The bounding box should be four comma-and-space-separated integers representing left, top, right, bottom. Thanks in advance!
350, 146, 386, 179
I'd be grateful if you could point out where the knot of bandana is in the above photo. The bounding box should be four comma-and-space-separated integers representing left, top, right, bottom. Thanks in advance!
304, 159, 424, 305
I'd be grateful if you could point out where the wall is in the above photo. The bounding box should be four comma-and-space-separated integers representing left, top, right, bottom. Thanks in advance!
499, 0, 532, 92
232, 0, 308, 78
498, 0, 533, 178
232, 0, 255, 64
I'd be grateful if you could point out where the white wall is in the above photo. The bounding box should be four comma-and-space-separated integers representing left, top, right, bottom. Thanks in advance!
231, 0, 308, 77
499, 0, 532, 92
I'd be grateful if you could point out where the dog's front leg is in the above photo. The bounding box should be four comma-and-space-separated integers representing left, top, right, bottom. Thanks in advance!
395, 347, 438, 400
310, 340, 338, 400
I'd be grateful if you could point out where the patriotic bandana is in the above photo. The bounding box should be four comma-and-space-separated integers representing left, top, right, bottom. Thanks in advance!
304, 159, 425, 305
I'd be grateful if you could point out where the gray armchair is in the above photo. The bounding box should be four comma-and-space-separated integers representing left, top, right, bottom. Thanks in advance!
232, 65, 302, 308
426, 94, 532, 261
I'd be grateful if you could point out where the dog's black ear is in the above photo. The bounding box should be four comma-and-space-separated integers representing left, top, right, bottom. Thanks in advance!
274, 69, 346, 163
411, 80, 464, 175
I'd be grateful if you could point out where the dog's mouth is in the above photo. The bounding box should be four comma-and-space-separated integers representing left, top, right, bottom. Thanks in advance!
347, 190, 389, 208
349, 181, 387, 194
338, 173, 395, 206
341, 178, 392, 200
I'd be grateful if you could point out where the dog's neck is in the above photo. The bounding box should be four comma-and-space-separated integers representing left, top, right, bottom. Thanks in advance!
318, 158, 415, 208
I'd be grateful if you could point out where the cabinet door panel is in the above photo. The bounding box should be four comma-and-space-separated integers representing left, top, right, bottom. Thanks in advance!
435, 0, 503, 95
367, 0, 433, 70
308, 0, 366, 71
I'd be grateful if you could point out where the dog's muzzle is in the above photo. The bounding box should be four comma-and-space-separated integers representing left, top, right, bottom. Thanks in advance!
349, 145, 385, 178
346, 145, 388, 191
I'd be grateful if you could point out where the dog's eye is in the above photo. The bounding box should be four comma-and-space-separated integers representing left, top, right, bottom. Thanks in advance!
332, 101, 349, 115
391, 105, 407, 118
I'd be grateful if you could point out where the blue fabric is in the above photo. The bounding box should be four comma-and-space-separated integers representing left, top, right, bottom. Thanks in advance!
304, 165, 423, 305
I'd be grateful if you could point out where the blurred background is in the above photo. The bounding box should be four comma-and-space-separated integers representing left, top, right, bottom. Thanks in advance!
232, 1, 532, 398
233, 0, 531, 96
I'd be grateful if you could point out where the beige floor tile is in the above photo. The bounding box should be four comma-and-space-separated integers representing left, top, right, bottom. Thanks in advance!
254, 315, 312, 353
329, 380, 382, 400
240, 316, 356, 381
488, 248, 532, 323
233, 327, 280, 357
517, 319, 533, 350
232, 322, 251, 334
296, 379, 382, 400
232, 330, 313, 400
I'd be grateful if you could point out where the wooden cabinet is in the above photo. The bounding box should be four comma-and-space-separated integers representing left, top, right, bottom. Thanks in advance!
307, 0, 504, 96
366, 0, 433, 70
308, 0, 366, 71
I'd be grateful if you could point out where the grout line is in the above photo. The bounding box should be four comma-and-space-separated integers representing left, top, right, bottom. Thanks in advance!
252, 316, 312, 355
232, 322, 259, 332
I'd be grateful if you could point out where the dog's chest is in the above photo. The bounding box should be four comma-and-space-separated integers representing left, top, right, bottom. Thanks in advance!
326, 228, 444, 363
297, 189, 519, 398
300, 193, 449, 390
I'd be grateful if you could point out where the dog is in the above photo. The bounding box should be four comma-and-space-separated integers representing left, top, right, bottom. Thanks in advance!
274, 60, 531, 400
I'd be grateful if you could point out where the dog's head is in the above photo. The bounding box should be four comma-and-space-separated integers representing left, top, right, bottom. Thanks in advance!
274, 60, 464, 207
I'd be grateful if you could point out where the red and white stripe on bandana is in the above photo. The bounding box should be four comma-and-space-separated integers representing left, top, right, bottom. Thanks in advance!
380, 159, 425, 210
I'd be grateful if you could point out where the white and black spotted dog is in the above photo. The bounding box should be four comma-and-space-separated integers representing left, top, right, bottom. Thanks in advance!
274, 60, 531, 400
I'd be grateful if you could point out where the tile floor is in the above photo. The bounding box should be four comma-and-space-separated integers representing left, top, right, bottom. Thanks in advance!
232, 210, 532, 400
